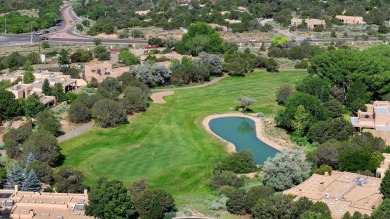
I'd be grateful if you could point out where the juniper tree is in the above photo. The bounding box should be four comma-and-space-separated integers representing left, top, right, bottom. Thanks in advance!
24, 152, 36, 177
21, 169, 41, 192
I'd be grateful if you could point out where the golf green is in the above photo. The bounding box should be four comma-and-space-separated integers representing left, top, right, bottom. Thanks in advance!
60, 71, 307, 203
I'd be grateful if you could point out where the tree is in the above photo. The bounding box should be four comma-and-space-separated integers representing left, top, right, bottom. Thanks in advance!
148, 37, 163, 46
275, 93, 328, 133
292, 105, 310, 137
98, 77, 121, 99
42, 79, 52, 95
93, 38, 102, 46
324, 99, 344, 118
120, 86, 148, 114
28, 160, 53, 184
210, 171, 245, 189
339, 149, 383, 172
51, 83, 67, 102
251, 195, 297, 219
118, 49, 140, 66
54, 168, 84, 193
0, 165, 7, 184
87, 177, 136, 218
215, 151, 257, 174
129, 177, 148, 200
266, 58, 279, 72
92, 99, 128, 128
135, 188, 176, 219
276, 85, 294, 105
313, 141, 340, 168
309, 202, 331, 217
331, 31, 337, 38
237, 96, 255, 111
245, 185, 275, 213
307, 118, 355, 143
271, 36, 289, 47
68, 101, 91, 123
5, 163, 24, 189
23, 71, 35, 83
4, 139, 21, 159
295, 197, 314, 217
296, 77, 331, 102
0, 90, 21, 123
131, 63, 170, 87
35, 110, 61, 136
193, 52, 224, 76
226, 189, 246, 215
5, 127, 31, 144
24, 93, 44, 118
371, 199, 390, 219
24, 152, 35, 176
22, 131, 61, 167
345, 79, 370, 114
380, 169, 390, 198
58, 49, 70, 65
21, 170, 41, 192
263, 149, 311, 191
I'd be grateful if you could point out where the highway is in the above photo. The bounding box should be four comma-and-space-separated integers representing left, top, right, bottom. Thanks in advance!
0, 4, 382, 48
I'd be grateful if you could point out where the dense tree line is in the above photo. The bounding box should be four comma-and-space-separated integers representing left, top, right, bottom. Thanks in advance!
0, 0, 62, 33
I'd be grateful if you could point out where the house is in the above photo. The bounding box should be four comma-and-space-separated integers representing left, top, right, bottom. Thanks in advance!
84, 62, 130, 83
284, 170, 386, 218
135, 10, 150, 16
0, 186, 92, 219
336, 15, 365, 25
7, 84, 33, 99
291, 18, 326, 29
350, 101, 390, 143
224, 19, 241, 24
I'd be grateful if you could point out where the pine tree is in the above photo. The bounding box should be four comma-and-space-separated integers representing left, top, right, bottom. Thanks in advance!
23, 71, 35, 83
24, 153, 36, 177
21, 170, 41, 192
380, 169, 390, 199
5, 163, 24, 189
42, 79, 52, 95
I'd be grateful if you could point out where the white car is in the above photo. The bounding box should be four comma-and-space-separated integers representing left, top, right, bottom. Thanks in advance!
35, 31, 43, 35
249, 39, 257, 42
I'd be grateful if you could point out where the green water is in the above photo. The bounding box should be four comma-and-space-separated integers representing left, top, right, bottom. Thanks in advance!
209, 117, 279, 164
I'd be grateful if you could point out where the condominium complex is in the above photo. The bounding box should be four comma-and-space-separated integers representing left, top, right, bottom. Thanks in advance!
336, 15, 365, 25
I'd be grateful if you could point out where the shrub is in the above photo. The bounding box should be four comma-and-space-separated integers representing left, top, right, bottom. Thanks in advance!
209, 171, 244, 189
68, 101, 92, 123
295, 59, 308, 69
226, 189, 246, 215
276, 85, 294, 104
92, 99, 128, 128
252, 195, 297, 219
215, 151, 257, 174
218, 186, 236, 196
245, 185, 275, 213
135, 189, 176, 219
314, 164, 332, 175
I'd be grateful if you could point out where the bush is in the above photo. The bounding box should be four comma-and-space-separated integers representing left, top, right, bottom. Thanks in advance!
68, 101, 92, 123
41, 42, 50, 49
135, 189, 176, 219
218, 186, 236, 196
276, 85, 294, 105
28, 160, 53, 183
92, 99, 128, 128
226, 189, 246, 215
295, 59, 308, 69
314, 164, 332, 175
215, 151, 257, 174
209, 171, 244, 189
245, 185, 275, 213
252, 195, 297, 219
54, 168, 84, 193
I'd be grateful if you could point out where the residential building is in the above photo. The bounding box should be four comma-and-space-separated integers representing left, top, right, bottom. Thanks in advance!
291, 18, 326, 29
336, 15, 364, 25
0, 186, 92, 219
84, 62, 129, 83
350, 101, 390, 143
7, 84, 33, 99
135, 10, 150, 16
284, 170, 387, 218
0, 70, 24, 83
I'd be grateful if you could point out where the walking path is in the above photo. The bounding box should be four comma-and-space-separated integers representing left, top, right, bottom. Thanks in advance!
57, 121, 94, 143
150, 91, 175, 104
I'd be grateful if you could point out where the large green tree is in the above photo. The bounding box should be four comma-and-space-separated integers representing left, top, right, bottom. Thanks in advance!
251, 195, 297, 219
0, 90, 21, 123
24, 93, 44, 118
54, 168, 84, 193
135, 188, 176, 219
35, 110, 61, 136
86, 177, 136, 219
380, 169, 390, 199
92, 99, 128, 128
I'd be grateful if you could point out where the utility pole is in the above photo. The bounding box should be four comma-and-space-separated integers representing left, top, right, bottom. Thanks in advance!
4, 18, 6, 34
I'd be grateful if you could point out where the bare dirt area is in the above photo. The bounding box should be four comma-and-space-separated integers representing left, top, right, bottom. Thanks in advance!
150, 91, 175, 104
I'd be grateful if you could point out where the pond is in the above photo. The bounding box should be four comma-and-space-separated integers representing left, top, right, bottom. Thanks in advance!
209, 117, 279, 164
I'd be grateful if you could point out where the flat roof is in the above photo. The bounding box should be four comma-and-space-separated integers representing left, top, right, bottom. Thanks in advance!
374, 107, 390, 114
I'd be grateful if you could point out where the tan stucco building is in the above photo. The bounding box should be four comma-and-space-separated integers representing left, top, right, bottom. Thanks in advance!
291, 18, 326, 29
84, 62, 130, 83
336, 15, 365, 25
0, 186, 92, 219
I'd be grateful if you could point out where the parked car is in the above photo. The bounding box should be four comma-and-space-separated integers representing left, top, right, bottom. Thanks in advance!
40, 37, 49, 41
304, 38, 312, 42
35, 31, 42, 35
59, 64, 70, 68
43, 30, 50, 34
72, 17, 76, 20
249, 39, 257, 42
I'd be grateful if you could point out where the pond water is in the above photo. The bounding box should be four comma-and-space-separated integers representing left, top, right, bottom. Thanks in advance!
209, 117, 279, 164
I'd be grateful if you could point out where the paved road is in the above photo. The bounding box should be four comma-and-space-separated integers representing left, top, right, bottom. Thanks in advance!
57, 121, 94, 143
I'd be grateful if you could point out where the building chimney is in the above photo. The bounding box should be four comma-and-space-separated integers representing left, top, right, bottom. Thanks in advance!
15, 185, 19, 193
29, 209, 34, 218
84, 189, 88, 196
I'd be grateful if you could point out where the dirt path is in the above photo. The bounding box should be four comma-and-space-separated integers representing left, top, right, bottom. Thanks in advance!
152, 74, 229, 91
150, 91, 175, 104
57, 121, 94, 143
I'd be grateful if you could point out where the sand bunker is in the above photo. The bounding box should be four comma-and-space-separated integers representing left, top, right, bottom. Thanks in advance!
150, 91, 175, 104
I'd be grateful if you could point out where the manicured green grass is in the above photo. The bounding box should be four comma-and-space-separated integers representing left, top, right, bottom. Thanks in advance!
60, 71, 307, 205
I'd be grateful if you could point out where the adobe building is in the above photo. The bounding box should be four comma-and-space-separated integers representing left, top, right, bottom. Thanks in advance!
0, 186, 92, 219
84, 62, 130, 83
283, 169, 388, 218
291, 18, 326, 29
336, 15, 364, 25
350, 101, 390, 143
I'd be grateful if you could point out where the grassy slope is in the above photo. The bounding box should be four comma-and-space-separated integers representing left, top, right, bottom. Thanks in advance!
60, 71, 307, 205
